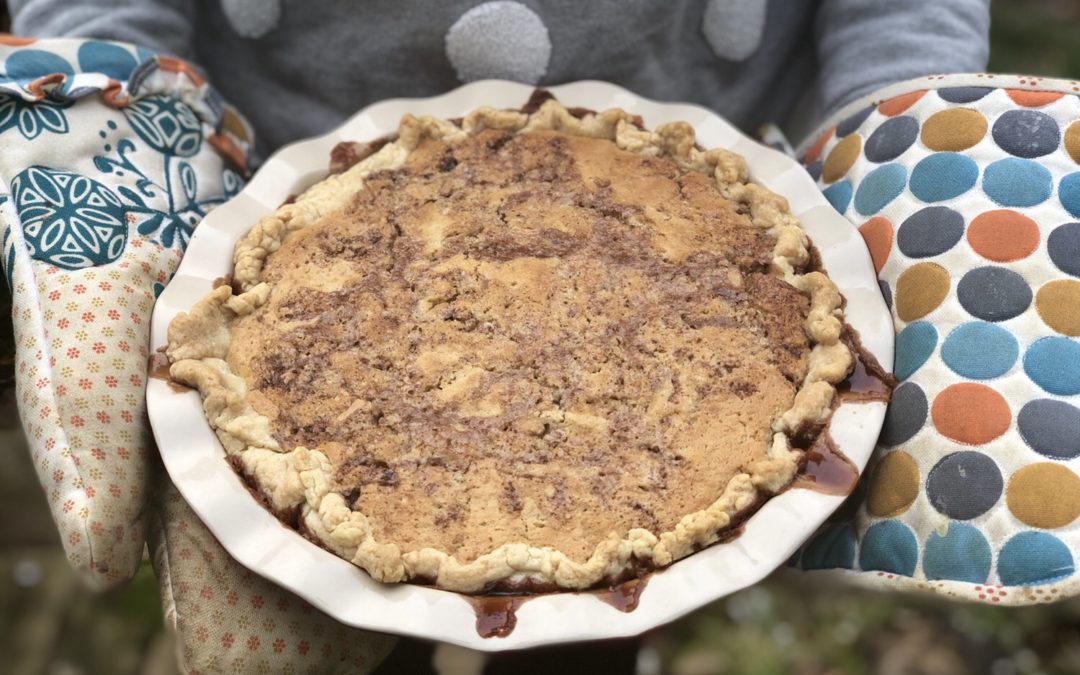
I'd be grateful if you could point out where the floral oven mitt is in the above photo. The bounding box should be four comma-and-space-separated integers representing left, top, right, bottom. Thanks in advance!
1, 38, 393, 672
792, 74, 1080, 604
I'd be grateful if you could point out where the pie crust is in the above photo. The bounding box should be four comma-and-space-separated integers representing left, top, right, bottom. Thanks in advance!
166, 96, 852, 593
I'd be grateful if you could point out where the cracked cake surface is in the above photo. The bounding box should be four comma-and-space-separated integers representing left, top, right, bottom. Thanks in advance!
166, 96, 852, 593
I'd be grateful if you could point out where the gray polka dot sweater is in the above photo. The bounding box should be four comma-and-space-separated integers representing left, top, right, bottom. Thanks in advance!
10, 0, 989, 159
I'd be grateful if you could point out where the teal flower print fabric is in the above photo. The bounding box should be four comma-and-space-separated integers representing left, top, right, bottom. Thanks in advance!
0, 37, 251, 589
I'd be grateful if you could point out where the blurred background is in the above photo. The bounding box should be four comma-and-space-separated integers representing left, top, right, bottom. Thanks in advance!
4, 0, 1080, 673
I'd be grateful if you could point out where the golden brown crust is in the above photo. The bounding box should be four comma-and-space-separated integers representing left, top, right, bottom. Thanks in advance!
167, 98, 851, 592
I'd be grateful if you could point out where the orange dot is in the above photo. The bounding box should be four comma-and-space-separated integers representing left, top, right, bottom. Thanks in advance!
1006, 89, 1065, 107
931, 383, 1012, 445
895, 262, 950, 322
967, 210, 1040, 262
804, 127, 835, 165
878, 90, 927, 117
0, 35, 37, 46
859, 217, 893, 274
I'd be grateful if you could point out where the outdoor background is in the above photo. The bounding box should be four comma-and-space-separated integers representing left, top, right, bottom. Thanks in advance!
3, 1, 1080, 673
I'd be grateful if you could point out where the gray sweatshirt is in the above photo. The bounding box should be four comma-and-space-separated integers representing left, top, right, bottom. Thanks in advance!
9, 0, 990, 158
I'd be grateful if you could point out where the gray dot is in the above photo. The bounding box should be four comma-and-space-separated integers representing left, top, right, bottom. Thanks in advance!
938, 87, 993, 103
1018, 399, 1080, 459
957, 266, 1032, 322
897, 206, 965, 258
837, 105, 875, 137
1048, 222, 1080, 278
992, 110, 1061, 159
880, 382, 927, 447
926, 451, 1003, 520
879, 279, 892, 311
445, 1, 551, 85
865, 116, 919, 163
806, 159, 823, 182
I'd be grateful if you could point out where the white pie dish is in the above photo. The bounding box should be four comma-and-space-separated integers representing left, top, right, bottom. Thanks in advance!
147, 79, 893, 651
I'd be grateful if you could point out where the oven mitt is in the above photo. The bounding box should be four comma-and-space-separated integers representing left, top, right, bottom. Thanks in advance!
1, 36, 250, 588
0, 37, 395, 672
791, 74, 1080, 604
150, 477, 396, 674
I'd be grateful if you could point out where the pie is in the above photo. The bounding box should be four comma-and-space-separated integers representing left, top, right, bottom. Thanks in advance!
165, 93, 852, 593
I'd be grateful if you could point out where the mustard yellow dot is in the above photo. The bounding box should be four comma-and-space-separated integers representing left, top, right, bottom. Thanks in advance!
895, 262, 951, 322
1066, 121, 1080, 165
867, 451, 920, 517
1036, 279, 1080, 336
1007, 463, 1080, 529
822, 134, 862, 184
921, 108, 988, 151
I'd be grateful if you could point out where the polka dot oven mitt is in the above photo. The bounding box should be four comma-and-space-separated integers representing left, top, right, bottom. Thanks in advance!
791, 74, 1080, 604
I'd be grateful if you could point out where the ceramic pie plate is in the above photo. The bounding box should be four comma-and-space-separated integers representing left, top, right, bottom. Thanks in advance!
147, 80, 894, 651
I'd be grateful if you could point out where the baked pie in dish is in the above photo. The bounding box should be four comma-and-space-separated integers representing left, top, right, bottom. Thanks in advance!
165, 94, 852, 593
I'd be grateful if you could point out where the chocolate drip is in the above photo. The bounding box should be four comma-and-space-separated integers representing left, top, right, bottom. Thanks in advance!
595, 577, 648, 613
791, 432, 859, 496
147, 349, 190, 393
469, 596, 526, 638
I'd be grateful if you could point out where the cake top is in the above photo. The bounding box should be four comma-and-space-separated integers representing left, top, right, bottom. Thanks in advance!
166, 97, 851, 593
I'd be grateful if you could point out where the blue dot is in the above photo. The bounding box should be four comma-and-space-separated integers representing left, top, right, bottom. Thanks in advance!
859, 521, 918, 576
923, 523, 991, 583
998, 532, 1075, 586
801, 524, 857, 570
837, 105, 875, 137
941, 322, 1019, 379
77, 41, 138, 81
1024, 337, 1080, 395
136, 47, 158, 64
894, 321, 937, 381
824, 180, 853, 214
787, 548, 802, 567
909, 153, 979, 202
5, 49, 74, 82
854, 164, 907, 216
983, 158, 1053, 207
1060, 173, 1080, 219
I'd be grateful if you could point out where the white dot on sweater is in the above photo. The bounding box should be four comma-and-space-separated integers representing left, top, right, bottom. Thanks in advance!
221, 0, 282, 39
446, 1, 551, 85
701, 0, 766, 62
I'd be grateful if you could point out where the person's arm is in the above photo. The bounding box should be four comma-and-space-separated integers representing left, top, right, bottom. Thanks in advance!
815, 0, 990, 115
8, 0, 195, 59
